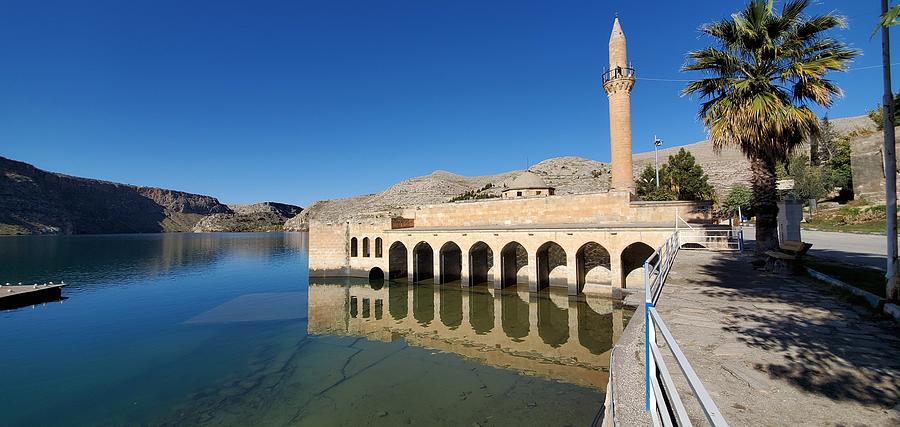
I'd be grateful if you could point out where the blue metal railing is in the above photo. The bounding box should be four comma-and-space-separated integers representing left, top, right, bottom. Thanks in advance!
643, 229, 734, 427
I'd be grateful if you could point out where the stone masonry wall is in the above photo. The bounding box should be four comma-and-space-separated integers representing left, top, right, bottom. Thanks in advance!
309, 192, 713, 293
850, 126, 900, 203
409, 192, 710, 228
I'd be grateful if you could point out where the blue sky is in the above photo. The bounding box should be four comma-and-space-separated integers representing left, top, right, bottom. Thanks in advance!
1, 0, 897, 206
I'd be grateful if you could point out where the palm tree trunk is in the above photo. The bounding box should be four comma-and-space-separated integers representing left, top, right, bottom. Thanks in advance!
751, 155, 779, 254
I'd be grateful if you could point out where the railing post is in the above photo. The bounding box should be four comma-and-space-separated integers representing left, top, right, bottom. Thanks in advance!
645, 301, 652, 412
644, 259, 652, 412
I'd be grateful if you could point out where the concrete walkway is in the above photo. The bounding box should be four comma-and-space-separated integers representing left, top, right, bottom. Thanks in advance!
650, 250, 900, 426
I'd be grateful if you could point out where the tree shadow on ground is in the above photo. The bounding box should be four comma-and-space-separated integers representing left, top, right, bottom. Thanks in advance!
683, 250, 900, 408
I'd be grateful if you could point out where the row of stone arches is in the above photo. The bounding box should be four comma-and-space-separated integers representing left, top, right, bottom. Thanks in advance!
381, 240, 655, 291
350, 237, 383, 258
345, 286, 617, 354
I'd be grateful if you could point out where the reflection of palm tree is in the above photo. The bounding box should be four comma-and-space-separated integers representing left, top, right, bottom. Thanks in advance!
682, 0, 857, 253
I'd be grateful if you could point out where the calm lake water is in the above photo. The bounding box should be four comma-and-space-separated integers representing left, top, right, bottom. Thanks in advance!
0, 233, 631, 426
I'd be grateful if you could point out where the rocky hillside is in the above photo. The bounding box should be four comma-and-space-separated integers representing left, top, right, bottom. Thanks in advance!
290, 115, 877, 231
633, 115, 876, 196
193, 202, 302, 232
633, 141, 750, 196
286, 157, 612, 230
0, 156, 294, 235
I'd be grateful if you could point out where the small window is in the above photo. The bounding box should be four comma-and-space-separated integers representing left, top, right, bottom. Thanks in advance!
375, 238, 383, 258
536, 191, 542, 195
363, 237, 370, 257
517, 191, 522, 197
350, 237, 358, 257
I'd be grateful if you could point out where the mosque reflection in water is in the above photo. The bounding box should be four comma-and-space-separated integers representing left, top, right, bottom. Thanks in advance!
308, 278, 632, 390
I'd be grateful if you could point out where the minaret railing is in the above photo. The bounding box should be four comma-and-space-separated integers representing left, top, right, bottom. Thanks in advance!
601, 66, 635, 84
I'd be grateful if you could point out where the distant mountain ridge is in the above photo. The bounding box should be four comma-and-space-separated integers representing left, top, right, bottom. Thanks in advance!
192, 202, 303, 232
0, 156, 301, 235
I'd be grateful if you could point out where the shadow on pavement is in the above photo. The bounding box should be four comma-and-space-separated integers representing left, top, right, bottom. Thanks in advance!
690, 252, 900, 408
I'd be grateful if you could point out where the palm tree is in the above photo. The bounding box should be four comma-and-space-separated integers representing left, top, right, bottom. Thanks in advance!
682, 0, 858, 254
880, 2, 899, 27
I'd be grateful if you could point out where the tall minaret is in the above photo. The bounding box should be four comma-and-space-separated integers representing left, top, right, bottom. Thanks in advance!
603, 17, 635, 192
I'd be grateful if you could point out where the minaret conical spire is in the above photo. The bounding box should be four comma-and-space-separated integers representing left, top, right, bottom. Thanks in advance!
609, 17, 628, 70
603, 17, 635, 192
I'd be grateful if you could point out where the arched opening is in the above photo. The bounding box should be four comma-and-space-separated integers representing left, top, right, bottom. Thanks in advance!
576, 242, 612, 292
469, 241, 494, 286
369, 267, 385, 289
413, 284, 434, 325
369, 267, 384, 280
440, 285, 462, 329
375, 237, 383, 258
500, 242, 528, 288
350, 237, 358, 257
577, 300, 614, 355
621, 242, 656, 289
439, 242, 462, 284
374, 299, 383, 320
388, 242, 408, 281
538, 295, 569, 347
413, 242, 434, 283
468, 287, 494, 334
536, 242, 567, 290
500, 289, 529, 340
681, 242, 706, 249
388, 281, 408, 320
362, 237, 370, 257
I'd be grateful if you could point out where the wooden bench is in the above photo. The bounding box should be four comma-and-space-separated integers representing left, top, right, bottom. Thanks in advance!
764, 240, 812, 275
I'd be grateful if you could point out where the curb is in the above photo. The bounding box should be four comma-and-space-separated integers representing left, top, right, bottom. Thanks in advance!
806, 268, 894, 319
885, 303, 900, 323
799, 226, 885, 236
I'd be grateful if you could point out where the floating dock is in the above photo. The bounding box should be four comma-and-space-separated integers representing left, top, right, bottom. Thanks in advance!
0, 282, 66, 310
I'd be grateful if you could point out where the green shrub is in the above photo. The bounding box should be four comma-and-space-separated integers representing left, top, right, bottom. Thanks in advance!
636, 148, 714, 201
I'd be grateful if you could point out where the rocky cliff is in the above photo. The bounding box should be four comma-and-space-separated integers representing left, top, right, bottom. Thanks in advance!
1, 156, 232, 235
193, 202, 303, 232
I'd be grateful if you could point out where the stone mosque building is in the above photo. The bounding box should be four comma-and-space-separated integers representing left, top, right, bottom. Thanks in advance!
308, 18, 717, 294
500, 171, 555, 199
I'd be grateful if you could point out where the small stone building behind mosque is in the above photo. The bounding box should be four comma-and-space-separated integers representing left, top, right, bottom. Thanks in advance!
501, 171, 555, 199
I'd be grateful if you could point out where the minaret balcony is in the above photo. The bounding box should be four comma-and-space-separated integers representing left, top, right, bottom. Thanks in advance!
601, 66, 635, 83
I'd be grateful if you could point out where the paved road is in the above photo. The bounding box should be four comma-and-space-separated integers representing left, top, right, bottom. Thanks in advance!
743, 226, 894, 270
